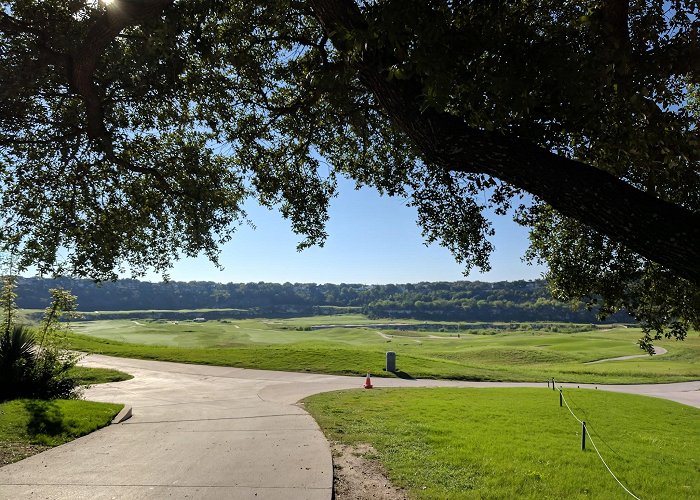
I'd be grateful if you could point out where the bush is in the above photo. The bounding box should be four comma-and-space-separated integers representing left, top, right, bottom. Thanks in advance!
0, 324, 34, 391
0, 325, 80, 402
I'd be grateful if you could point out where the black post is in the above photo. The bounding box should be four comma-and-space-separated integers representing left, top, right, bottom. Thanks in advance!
551, 378, 555, 390
582, 421, 586, 450
547, 379, 550, 389
559, 389, 563, 407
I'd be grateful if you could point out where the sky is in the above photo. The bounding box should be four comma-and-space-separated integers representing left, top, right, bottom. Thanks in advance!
139, 177, 547, 285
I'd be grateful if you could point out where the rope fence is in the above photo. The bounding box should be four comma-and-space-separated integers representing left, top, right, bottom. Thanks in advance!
565, 388, 625, 460
552, 379, 642, 500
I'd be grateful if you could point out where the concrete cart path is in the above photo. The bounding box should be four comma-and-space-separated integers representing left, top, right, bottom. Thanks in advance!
585, 346, 668, 364
1, 355, 698, 500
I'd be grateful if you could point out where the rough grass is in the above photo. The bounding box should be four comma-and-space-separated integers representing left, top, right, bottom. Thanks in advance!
0, 399, 122, 466
65, 316, 700, 384
304, 388, 700, 499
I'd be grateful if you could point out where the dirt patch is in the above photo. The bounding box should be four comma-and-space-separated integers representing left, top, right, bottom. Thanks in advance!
0, 442, 50, 467
331, 442, 408, 500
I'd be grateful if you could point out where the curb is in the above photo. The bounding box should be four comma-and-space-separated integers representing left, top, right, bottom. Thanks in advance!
112, 406, 132, 424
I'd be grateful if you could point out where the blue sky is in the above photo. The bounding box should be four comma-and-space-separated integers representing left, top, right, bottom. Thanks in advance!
141, 177, 547, 284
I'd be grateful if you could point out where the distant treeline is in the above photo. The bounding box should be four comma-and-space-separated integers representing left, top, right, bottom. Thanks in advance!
15, 277, 630, 323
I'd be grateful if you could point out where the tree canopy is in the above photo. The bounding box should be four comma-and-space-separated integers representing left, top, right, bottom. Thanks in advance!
16, 276, 631, 324
1, 0, 698, 350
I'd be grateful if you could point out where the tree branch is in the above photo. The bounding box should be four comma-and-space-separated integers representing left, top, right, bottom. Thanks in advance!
3, 2, 175, 173
67, 0, 174, 140
1, 12, 70, 94
600, 0, 630, 50
638, 38, 700, 82
598, 0, 631, 79
308, 0, 700, 284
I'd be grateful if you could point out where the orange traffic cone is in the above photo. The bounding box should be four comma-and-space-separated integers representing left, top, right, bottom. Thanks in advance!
363, 372, 373, 389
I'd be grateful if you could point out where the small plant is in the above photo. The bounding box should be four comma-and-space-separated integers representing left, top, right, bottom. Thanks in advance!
37, 288, 80, 350
0, 323, 80, 401
0, 274, 17, 334
0, 276, 81, 401
0, 324, 35, 396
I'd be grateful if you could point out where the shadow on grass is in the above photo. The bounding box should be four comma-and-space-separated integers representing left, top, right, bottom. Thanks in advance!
23, 400, 66, 438
391, 370, 415, 380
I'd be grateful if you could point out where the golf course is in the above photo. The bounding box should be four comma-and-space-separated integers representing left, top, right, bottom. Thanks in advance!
63, 313, 700, 384
5, 310, 699, 499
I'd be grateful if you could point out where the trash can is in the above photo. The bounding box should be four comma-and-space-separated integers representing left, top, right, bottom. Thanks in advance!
386, 351, 396, 372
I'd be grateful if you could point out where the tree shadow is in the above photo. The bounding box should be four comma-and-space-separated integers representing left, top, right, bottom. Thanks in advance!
23, 400, 66, 438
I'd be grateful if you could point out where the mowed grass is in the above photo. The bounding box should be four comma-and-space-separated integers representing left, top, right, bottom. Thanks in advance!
304, 388, 700, 499
65, 315, 700, 384
0, 399, 123, 466
69, 315, 420, 347
67, 366, 133, 385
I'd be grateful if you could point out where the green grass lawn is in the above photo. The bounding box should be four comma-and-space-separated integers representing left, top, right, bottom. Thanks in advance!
0, 363, 130, 466
67, 366, 134, 385
0, 399, 123, 466
65, 315, 700, 384
304, 388, 700, 499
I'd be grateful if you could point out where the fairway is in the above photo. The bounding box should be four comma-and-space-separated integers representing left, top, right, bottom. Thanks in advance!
66, 314, 700, 384
304, 388, 700, 499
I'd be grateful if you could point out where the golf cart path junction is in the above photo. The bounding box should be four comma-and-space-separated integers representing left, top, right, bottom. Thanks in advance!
1, 354, 698, 499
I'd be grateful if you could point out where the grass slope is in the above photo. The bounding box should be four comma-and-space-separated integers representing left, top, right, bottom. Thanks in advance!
65, 316, 700, 384
304, 388, 699, 499
0, 399, 123, 466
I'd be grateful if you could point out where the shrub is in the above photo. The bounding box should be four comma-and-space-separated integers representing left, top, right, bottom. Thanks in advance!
0, 324, 35, 395
0, 324, 80, 402
0, 274, 81, 402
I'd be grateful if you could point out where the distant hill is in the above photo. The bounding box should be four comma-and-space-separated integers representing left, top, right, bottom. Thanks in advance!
15, 277, 630, 323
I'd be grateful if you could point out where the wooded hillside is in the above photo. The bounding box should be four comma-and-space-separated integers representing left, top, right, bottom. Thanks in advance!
16, 278, 629, 323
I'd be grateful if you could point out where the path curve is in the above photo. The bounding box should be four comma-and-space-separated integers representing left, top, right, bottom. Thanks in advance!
375, 330, 421, 343
585, 346, 668, 364
1, 355, 698, 500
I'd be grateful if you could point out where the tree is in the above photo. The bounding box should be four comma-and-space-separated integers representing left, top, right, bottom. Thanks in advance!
1, 0, 698, 350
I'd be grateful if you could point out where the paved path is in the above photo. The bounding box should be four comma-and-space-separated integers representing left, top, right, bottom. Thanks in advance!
585, 346, 668, 364
1, 355, 698, 499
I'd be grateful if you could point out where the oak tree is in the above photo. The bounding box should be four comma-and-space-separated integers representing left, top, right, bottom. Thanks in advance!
1, 0, 698, 350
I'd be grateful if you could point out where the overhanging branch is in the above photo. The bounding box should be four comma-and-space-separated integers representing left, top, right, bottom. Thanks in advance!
308, 0, 700, 284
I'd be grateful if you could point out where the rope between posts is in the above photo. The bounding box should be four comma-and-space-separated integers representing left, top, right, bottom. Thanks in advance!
557, 387, 641, 500
566, 389, 625, 460
585, 428, 641, 500
559, 390, 582, 424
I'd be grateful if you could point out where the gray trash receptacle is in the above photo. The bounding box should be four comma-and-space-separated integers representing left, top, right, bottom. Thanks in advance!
386, 351, 396, 372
